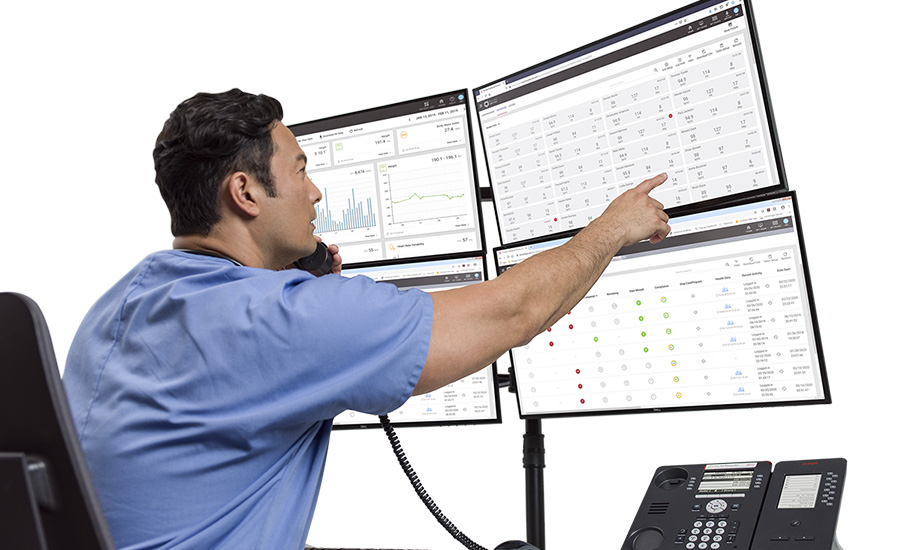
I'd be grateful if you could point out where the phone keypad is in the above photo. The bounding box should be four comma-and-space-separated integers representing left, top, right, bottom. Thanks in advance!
677, 515, 739, 549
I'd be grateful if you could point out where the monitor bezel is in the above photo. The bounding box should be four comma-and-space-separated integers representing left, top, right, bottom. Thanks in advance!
333, 253, 503, 429
493, 190, 830, 420
287, 89, 489, 270
473, 0, 789, 246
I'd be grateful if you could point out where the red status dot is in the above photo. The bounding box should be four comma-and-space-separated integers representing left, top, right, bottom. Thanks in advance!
549, 341, 554, 347
569, 324, 574, 330
554, 217, 558, 222
668, 113, 673, 118
580, 399, 586, 404
578, 384, 583, 389
547, 327, 552, 332
575, 369, 581, 374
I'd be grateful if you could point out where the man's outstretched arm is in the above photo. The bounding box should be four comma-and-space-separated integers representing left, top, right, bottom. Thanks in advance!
415, 173, 671, 395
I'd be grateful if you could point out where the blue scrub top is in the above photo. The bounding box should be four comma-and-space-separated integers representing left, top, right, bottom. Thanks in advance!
63, 250, 432, 549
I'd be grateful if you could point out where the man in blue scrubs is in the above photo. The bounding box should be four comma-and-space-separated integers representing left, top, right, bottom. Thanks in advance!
63, 89, 670, 549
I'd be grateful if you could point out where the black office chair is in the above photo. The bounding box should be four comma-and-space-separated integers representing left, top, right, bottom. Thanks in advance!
0, 292, 116, 549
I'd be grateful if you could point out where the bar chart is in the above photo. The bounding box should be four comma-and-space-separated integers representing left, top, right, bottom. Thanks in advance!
311, 166, 378, 235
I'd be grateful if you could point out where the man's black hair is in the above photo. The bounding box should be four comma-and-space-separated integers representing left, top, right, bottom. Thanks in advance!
153, 89, 285, 236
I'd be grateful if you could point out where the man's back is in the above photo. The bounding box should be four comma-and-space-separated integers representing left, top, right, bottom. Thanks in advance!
64, 250, 431, 549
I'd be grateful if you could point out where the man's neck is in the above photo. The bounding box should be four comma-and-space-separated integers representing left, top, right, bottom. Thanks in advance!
172, 234, 267, 269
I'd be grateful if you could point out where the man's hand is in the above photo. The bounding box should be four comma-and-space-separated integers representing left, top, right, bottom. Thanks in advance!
325, 243, 342, 275
314, 235, 342, 276
596, 172, 670, 247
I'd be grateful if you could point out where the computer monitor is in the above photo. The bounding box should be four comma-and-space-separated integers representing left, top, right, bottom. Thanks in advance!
474, 0, 787, 245
494, 192, 829, 419
288, 90, 486, 265
334, 255, 501, 428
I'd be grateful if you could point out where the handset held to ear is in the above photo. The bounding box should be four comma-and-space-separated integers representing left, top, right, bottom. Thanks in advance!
293, 241, 333, 276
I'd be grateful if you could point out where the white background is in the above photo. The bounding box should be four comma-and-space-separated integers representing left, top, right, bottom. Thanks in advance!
1, 1, 895, 548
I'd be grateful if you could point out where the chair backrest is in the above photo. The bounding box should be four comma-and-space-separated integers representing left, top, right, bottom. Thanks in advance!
0, 292, 116, 549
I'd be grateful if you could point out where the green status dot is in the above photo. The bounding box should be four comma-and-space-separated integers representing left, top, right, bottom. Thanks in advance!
643, 347, 649, 353
593, 336, 599, 342
636, 300, 642, 306
641, 331, 647, 337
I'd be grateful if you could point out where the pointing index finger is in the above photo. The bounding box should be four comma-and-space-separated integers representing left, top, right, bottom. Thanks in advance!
634, 172, 668, 194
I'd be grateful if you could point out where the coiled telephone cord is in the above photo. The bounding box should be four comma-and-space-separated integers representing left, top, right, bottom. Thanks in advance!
378, 415, 487, 550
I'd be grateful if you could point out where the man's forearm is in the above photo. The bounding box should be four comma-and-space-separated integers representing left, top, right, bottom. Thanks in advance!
508, 214, 626, 337
416, 174, 670, 395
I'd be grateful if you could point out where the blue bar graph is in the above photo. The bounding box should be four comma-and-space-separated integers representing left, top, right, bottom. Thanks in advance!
314, 188, 377, 233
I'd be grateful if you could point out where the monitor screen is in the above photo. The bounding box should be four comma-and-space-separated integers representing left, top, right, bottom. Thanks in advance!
334, 255, 501, 428
288, 90, 485, 266
494, 192, 829, 419
474, 0, 787, 245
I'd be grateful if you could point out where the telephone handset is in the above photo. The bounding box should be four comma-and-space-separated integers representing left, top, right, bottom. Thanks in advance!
294, 241, 333, 276
622, 458, 845, 550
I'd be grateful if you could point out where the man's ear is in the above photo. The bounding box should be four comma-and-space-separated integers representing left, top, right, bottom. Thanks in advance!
223, 171, 262, 219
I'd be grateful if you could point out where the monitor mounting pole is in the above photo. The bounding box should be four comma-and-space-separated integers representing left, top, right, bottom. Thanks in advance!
523, 418, 546, 549
506, 365, 546, 549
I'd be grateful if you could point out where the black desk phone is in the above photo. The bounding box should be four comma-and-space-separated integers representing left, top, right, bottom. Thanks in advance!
622, 458, 845, 550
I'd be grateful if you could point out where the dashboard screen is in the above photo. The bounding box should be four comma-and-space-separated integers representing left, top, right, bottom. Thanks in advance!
474, 0, 787, 245
495, 192, 828, 418
334, 256, 500, 428
288, 90, 485, 266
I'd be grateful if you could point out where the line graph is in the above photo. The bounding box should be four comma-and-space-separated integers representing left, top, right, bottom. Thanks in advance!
392, 191, 466, 205
381, 150, 472, 224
